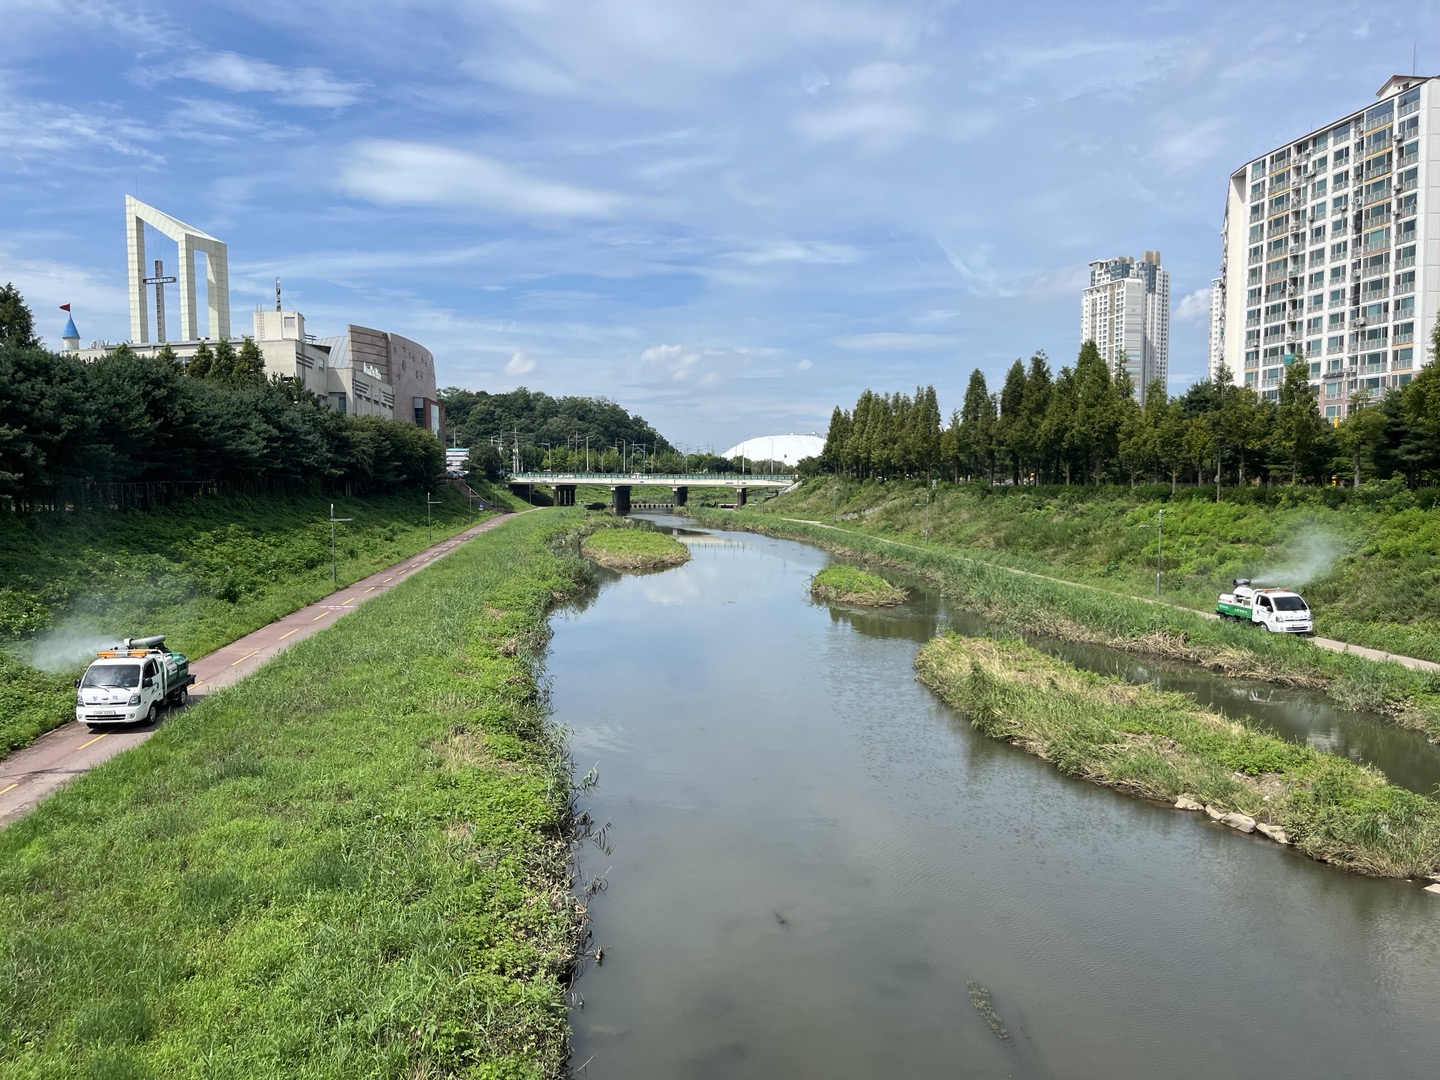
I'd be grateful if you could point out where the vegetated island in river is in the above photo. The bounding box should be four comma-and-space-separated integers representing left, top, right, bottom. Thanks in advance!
810, 565, 908, 607
915, 633, 1440, 881
581, 525, 691, 571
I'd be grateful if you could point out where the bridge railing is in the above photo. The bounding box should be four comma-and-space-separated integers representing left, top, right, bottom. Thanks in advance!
507, 472, 796, 483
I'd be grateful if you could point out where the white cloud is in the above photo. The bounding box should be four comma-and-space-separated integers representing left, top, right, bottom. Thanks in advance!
168, 52, 364, 108
727, 240, 864, 266
844, 61, 926, 94
337, 140, 622, 217
1175, 287, 1213, 322
640, 343, 703, 380
505, 351, 538, 375
830, 332, 963, 351
794, 101, 922, 148
796, 358, 814, 371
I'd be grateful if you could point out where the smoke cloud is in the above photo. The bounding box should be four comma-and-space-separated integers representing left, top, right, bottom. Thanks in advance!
1249, 529, 1347, 588
17, 620, 120, 673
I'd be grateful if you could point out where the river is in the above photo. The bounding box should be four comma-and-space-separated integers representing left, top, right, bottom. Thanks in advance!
554, 518, 1440, 1079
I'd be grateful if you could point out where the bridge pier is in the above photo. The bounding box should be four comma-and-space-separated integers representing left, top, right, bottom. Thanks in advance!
736, 486, 748, 507
610, 485, 631, 515
554, 484, 576, 507
672, 486, 688, 507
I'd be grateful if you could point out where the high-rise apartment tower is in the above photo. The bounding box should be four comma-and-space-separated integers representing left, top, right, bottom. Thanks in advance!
1212, 75, 1437, 420
1080, 251, 1170, 402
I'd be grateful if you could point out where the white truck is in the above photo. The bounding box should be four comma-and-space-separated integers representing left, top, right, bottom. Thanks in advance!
74, 636, 195, 729
1215, 579, 1314, 634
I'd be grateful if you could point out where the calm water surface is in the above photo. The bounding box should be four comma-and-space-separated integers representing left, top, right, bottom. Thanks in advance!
554, 519, 1440, 1080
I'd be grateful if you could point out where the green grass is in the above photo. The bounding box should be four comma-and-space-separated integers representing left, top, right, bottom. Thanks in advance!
0, 484, 523, 759
759, 477, 1440, 664
694, 509, 1440, 738
580, 524, 689, 571
810, 565, 907, 606
0, 508, 594, 1078
916, 634, 1440, 879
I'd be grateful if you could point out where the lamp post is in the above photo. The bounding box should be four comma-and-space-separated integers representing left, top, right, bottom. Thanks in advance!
426, 491, 442, 543
1138, 508, 1164, 597
329, 503, 353, 586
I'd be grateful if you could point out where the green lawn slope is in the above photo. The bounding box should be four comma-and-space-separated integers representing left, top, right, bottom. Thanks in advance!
758, 477, 1440, 664
0, 483, 524, 758
0, 508, 592, 1078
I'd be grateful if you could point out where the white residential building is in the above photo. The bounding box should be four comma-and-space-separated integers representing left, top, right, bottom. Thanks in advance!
1213, 74, 1438, 420
1080, 251, 1170, 402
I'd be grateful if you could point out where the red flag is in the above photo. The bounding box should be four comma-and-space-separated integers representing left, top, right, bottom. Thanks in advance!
59, 303, 71, 311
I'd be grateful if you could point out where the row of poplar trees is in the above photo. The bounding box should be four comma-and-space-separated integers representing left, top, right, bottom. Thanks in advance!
822, 332, 1440, 489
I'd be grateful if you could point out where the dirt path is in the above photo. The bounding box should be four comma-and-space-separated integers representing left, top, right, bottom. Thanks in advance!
0, 512, 522, 829
780, 518, 1440, 673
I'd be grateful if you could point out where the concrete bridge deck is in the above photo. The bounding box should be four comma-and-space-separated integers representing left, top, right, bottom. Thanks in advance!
508, 473, 795, 513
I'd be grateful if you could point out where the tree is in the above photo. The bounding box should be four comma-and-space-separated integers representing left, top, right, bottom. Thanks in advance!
1039, 366, 1078, 484
958, 370, 994, 482
0, 282, 40, 348
1070, 341, 1119, 484
186, 342, 215, 379
996, 360, 1027, 483
1336, 390, 1388, 487
234, 337, 267, 384
1270, 357, 1325, 483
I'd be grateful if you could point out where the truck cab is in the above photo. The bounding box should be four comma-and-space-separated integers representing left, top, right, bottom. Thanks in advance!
75, 636, 194, 729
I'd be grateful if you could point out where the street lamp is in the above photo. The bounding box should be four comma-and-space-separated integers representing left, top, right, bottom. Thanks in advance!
426, 491, 442, 543
329, 503, 353, 586
1137, 508, 1164, 597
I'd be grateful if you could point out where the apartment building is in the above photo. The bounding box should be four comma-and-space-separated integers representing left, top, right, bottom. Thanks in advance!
1080, 251, 1170, 403
1212, 75, 1437, 420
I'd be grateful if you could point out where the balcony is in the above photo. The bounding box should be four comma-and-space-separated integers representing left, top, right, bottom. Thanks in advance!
1362, 239, 1390, 253
1399, 99, 1419, 117
1394, 331, 1414, 345
1397, 177, 1417, 193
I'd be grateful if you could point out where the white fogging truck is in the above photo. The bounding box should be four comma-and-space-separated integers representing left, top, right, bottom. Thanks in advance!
74, 636, 195, 729
1215, 579, 1314, 635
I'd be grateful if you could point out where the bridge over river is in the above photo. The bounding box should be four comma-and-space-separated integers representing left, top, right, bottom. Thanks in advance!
507, 472, 794, 513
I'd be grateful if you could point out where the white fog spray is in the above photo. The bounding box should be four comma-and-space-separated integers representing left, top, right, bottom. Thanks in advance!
1249, 530, 1347, 588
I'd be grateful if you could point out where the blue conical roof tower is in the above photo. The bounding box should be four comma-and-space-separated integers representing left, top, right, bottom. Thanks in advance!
62, 312, 80, 352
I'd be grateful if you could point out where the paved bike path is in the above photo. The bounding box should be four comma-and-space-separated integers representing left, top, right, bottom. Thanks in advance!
0, 512, 520, 828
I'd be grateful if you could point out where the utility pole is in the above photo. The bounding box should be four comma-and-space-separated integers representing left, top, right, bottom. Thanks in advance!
329, 503, 353, 586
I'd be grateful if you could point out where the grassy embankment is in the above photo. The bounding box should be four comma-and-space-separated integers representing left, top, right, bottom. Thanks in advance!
580, 523, 690, 571
0, 484, 524, 758
691, 508, 1440, 739
809, 565, 907, 607
916, 634, 1440, 879
759, 477, 1440, 663
0, 508, 593, 1078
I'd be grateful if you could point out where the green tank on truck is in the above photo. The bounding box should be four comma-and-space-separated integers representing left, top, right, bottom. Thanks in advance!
75, 635, 195, 730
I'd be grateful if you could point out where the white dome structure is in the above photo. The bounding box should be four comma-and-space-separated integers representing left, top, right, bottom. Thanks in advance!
720, 433, 825, 467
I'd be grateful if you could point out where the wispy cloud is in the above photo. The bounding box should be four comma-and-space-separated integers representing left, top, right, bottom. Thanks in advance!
726, 241, 864, 266
162, 51, 364, 108
830, 332, 963, 351
337, 140, 623, 217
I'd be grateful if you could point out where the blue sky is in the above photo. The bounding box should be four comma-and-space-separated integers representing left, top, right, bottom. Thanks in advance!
1, 1, 1432, 450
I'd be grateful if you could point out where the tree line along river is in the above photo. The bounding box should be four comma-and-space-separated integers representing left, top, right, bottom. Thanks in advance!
554, 516, 1440, 1080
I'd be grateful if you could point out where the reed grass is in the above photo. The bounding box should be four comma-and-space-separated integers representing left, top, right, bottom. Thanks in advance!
809, 565, 907, 606
916, 634, 1440, 879
580, 524, 689, 571
0, 508, 594, 1077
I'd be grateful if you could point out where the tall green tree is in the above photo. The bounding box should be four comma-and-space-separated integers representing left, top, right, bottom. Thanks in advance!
1070, 341, 1119, 484
996, 359, 1027, 484
186, 342, 215, 379
1270, 356, 1326, 482
1336, 390, 1388, 486
958, 370, 994, 482
0, 283, 40, 348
